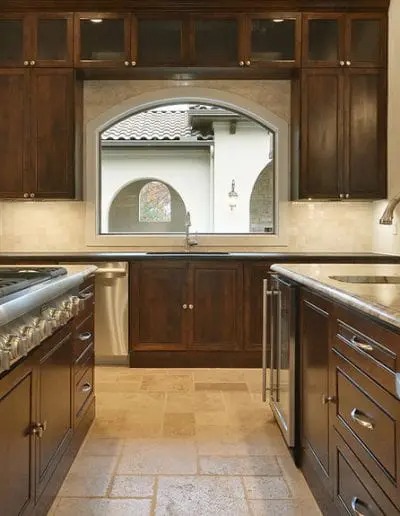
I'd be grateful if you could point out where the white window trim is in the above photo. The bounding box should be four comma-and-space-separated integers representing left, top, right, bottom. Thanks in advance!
85, 86, 290, 248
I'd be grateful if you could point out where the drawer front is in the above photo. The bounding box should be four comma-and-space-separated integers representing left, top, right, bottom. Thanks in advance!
75, 283, 95, 325
334, 306, 399, 397
333, 429, 397, 516
74, 343, 94, 382
73, 313, 94, 360
332, 349, 400, 508
75, 365, 94, 419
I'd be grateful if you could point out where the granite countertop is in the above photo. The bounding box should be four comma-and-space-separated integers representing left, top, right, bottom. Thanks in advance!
270, 263, 400, 331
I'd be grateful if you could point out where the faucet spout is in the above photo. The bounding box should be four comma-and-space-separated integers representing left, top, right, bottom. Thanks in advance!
379, 193, 400, 225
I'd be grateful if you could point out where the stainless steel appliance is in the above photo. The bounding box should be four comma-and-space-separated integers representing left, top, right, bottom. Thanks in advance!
94, 262, 128, 364
0, 267, 89, 375
262, 273, 297, 456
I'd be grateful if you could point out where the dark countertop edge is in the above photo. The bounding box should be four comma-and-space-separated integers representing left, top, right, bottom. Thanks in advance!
0, 252, 398, 262
270, 264, 400, 332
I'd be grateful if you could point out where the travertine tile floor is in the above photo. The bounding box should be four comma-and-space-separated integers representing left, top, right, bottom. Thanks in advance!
49, 367, 321, 516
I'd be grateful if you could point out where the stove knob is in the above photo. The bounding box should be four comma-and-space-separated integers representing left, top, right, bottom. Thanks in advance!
32, 317, 53, 339
2, 335, 25, 359
0, 349, 11, 372
20, 326, 40, 350
69, 296, 81, 315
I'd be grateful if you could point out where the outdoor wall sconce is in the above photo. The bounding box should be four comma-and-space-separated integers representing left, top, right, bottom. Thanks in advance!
228, 179, 238, 210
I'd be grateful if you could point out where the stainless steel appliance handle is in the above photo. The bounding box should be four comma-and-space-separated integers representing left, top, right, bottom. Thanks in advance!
275, 290, 282, 402
262, 279, 272, 402
95, 268, 127, 276
270, 290, 276, 398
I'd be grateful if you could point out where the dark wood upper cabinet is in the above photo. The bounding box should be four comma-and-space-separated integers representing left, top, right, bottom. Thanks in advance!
0, 13, 73, 68
135, 15, 188, 66
302, 12, 387, 68
74, 13, 132, 67
298, 67, 386, 200
30, 68, 75, 198
244, 13, 300, 68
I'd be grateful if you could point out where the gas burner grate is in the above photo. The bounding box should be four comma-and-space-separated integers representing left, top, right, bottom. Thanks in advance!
0, 267, 68, 298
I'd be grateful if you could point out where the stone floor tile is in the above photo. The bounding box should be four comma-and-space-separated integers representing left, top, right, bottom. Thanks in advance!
195, 410, 230, 427
54, 497, 152, 516
193, 368, 246, 383
155, 476, 250, 516
58, 473, 112, 497
80, 437, 123, 456
199, 456, 282, 476
195, 382, 249, 391
68, 455, 117, 476
276, 455, 315, 498
96, 381, 142, 393
47, 497, 60, 515
141, 374, 194, 392
118, 439, 197, 474
249, 498, 322, 516
166, 391, 225, 413
243, 476, 292, 500
163, 412, 196, 437
109, 475, 155, 498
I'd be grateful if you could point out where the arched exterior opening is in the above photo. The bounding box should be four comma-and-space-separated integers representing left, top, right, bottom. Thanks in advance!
249, 162, 274, 233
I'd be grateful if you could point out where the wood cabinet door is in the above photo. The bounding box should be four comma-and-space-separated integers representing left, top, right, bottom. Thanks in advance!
300, 69, 344, 199
29, 68, 75, 198
300, 289, 332, 494
0, 14, 29, 67
189, 261, 243, 350
36, 327, 73, 500
130, 261, 189, 350
243, 261, 272, 352
344, 68, 387, 199
0, 69, 29, 198
0, 363, 35, 516
302, 13, 344, 67
345, 13, 387, 68
30, 12, 74, 67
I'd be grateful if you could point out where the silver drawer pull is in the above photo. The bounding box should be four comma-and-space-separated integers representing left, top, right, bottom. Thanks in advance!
350, 336, 374, 352
79, 331, 92, 342
350, 408, 374, 430
351, 496, 368, 516
81, 382, 92, 393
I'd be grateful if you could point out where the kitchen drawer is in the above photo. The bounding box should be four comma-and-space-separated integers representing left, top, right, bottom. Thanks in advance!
332, 429, 397, 515
332, 348, 400, 508
334, 306, 399, 398
74, 342, 94, 382
75, 365, 94, 420
73, 313, 94, 360
76, 282, 95, 325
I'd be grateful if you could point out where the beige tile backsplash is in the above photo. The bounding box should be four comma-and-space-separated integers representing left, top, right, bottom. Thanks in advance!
0, 200, 373, 252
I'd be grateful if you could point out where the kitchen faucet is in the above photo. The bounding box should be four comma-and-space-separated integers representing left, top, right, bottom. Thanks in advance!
185, 211, 198, 250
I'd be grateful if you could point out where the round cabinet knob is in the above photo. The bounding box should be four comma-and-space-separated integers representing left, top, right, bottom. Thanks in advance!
346, 60, 351, 66
339, 193, 344, 199
188, 304, 194, 310
322, 394, 335, 405
131, 61, 137, 67
182, 304, 187, 309
345, 193, 350, 199
23, 60, 29, 66
30, 193, 35, 198
239, 61, 245, 67
339, 60, 345, 66
245, 60, 251, 66
124, 60, 130, 66
30, 60, 36, 66
23, 193, 29, 199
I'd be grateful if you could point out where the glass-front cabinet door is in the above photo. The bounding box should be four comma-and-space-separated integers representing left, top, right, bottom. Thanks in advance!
74, 13, 132, 67
32, 13, 73, 67
346, 13, 387, 67
302, 14, 344, 67
191, 16, 240, 66
246, 13, 300, 67
136, 17, 187, 66
0, 15, 27, 67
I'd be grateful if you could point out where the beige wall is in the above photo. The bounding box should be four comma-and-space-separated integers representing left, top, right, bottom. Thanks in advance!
0, 71, 380, 253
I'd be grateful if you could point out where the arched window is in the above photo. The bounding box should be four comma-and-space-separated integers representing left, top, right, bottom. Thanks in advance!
139, 181, 172, 222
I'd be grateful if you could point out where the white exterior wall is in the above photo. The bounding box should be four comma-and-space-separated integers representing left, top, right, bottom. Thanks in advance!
101, 148, 211, 232
101, 119, 272, 233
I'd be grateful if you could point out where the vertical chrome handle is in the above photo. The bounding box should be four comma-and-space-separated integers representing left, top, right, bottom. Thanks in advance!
269, 290, 276, 398
262, 279, 271, 402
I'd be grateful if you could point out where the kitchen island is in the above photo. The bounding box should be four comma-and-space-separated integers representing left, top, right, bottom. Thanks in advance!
269, 263, 400, 515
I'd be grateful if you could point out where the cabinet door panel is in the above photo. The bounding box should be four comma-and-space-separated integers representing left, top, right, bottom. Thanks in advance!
346, 14, 387, 67
131, 262, 188, 349
30, 68, 75, 198
302, 14, 344, 67
189, 262, 243, 350
137, 17, 186, 66
36, 328, 73, 498
300, 291, 331, 490
344, 69, 386, 199
0, 69, 29, 197
300, 69, 344, 199
0, 369, 35, 516
33, 13, 73, 66
192, 17, 239, 66
0, 16, 26, 67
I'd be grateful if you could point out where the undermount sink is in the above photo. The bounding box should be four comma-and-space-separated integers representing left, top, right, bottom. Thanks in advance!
330, 275, 400, 284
